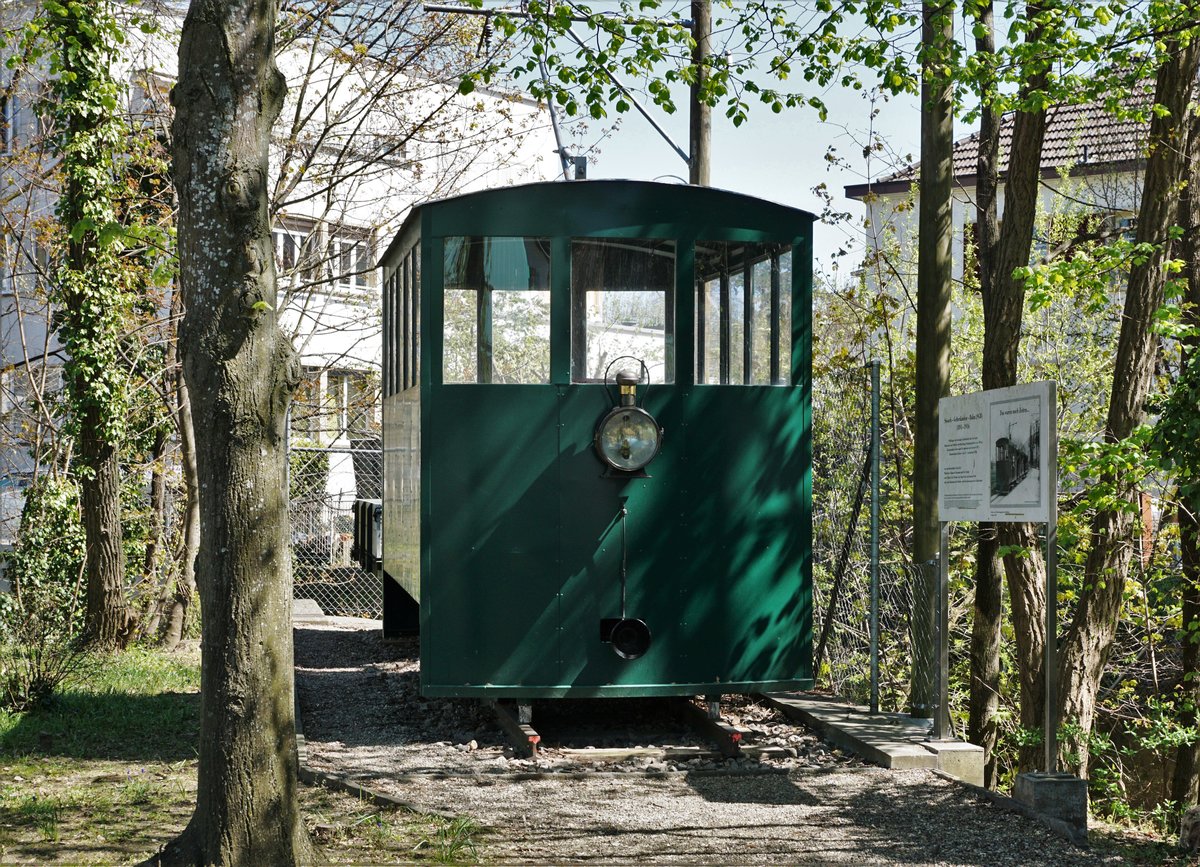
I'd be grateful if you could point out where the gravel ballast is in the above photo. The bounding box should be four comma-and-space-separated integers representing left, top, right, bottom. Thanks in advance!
294, 619, 1116, 865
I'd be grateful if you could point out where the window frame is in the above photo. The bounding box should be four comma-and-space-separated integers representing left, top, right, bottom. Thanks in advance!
695, 241, 792, 386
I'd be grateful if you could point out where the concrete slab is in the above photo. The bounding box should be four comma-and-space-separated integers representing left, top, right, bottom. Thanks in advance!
293, 598, 326, 623
921, 739, 986, 787
763, 693, 984, 786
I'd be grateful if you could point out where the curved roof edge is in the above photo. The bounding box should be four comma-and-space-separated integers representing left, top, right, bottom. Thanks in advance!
384, 179, 815, 264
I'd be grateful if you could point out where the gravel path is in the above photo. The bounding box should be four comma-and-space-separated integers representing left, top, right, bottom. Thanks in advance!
294, 619, 1118, 865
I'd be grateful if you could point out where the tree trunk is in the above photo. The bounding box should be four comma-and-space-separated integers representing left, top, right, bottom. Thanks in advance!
1175, 496, 1200, 806
966, 0, 1051, 777
161, 348, 200, 652
966, 1, 1003, 780
912, 0, 954, 717
1171, 108, 1200, 810
80, 416, 129, 648
969, 523, 1003, 785
143, 427, 167, 583
991, 83, 1051, 773
54, 2, 130, 650
155, 0, 312, 859
1057, 38, 1200, 775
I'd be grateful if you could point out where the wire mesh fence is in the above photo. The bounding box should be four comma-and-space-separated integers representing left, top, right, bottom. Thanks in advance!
811, 363, 920, 712
289, 441, 382, 617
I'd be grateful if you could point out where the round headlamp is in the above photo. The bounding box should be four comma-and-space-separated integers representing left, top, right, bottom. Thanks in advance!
594, 405, 662, 472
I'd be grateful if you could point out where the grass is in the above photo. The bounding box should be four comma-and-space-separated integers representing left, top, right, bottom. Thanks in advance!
0, 645, 483, 864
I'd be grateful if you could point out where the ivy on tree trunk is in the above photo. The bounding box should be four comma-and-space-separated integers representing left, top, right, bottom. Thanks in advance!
38, 0, 134, 649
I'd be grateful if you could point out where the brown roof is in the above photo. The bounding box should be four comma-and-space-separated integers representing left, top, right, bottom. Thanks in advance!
844, 88, 1150, 199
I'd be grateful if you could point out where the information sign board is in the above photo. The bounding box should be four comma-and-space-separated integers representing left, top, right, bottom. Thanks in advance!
938, 381, 1055, 523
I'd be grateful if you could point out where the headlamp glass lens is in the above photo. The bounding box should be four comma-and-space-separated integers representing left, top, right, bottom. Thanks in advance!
598, 408, 660, 471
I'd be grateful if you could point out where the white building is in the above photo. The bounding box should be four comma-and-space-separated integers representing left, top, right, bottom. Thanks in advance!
844, 93, 1147, 290
0, 2, 560, 542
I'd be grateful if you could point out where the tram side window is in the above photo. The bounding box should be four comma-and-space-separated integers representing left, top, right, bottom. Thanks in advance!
443, 236, 551, 384
383, 269, 395, 395
571, 238, 675, 383
410, 251, 420, 389
695, 241, 791, 385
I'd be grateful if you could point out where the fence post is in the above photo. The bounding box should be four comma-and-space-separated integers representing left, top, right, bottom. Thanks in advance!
869, 359, 881, 715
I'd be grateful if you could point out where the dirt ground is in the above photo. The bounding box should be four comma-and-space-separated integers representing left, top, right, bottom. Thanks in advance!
294, 618, 1132, 866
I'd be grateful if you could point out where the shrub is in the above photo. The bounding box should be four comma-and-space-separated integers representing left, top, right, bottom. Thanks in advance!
0, 475, 88, 712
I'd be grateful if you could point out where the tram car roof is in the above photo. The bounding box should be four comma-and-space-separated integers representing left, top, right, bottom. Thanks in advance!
384, 179, 816, 264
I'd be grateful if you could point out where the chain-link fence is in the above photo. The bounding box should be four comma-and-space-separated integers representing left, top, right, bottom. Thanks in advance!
289, 440, 382, 617
812, 363, 922, 712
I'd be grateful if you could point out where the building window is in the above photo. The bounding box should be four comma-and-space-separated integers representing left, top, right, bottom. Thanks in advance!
292, 369, 323, 442
273, 229, 300, 272
332, 234, 374, 293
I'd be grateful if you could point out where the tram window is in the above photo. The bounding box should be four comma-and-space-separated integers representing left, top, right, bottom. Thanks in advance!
383, 270, 394, 395
570, 238, 675, 383
695, 241, 791, 385
442, 236, 551, 384
410, 251, 420, 389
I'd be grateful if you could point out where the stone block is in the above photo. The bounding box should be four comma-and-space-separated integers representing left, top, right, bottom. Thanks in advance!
919, 739, 985, 787
1013, 772, 1088, 844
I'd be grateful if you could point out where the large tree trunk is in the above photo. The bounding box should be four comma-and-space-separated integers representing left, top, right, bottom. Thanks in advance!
967, 1, 1050, 777
1057, 39, 1200, 775
156, 0, 312, 859
912, 0, 954, 717
966, 0, 1003, 781
991, 86, 1051, 773
1170, 108, 1200, 809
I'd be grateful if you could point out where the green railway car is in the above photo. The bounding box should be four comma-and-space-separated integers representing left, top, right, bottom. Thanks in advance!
376, 180, 814, 699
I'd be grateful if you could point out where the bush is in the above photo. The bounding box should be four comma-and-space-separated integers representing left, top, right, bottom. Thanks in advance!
0, 476, 88, 712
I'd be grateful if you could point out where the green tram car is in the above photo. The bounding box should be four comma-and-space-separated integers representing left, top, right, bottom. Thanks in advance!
374, 180, 814, 700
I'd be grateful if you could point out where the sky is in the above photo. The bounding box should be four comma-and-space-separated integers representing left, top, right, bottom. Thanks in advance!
496, 1, 932, 279
568, 81, 924, 277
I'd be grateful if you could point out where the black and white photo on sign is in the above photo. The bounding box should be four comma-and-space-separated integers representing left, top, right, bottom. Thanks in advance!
989, 396, 1042, 508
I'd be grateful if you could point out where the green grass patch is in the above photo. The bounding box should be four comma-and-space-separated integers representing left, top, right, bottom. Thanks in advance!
0, 647, 200, 761
0, 646, 485, 864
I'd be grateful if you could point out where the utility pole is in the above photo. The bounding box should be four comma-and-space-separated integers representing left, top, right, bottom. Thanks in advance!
912, 0, 954, 720
689, 0, 711, 186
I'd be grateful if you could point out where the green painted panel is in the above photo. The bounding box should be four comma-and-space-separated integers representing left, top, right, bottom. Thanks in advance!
424, 386, 562, 688
420, 382, 811, 695
676, 387, 812, 685
556, 385, 689, 689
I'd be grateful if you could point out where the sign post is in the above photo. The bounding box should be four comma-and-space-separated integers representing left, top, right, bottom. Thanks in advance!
938, 382, 1057, 768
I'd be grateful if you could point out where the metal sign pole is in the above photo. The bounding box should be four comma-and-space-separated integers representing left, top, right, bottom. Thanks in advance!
1044, 380, 1058, 773
934, 520, 950, 740
870, 360, 881, 715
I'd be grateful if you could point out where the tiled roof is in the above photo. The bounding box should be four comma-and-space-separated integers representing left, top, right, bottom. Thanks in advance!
846, 88, 1150, 197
